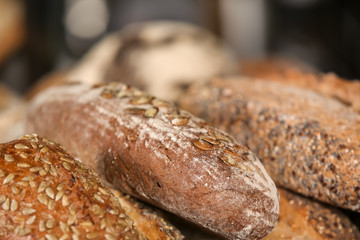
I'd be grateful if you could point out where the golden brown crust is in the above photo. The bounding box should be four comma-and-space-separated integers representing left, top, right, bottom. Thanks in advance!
0, 134, 145, 239
264, 188, 360, 240
179, 77, 360, 212
111, 189, 185, 240
241, 59, 360, 113
25, 82, 279, 240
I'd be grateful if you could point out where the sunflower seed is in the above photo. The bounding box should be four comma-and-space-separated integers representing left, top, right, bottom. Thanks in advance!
0, 195, 6, 204
105, 234, 116, 240
55, 190, 64, 201
48, 200, 55, 210
17, 162, 31, 168
14, 143, 29, 149
144, 107, 159, 118
11, 186, 21, 195
171, 117, 189, 126
45, 187, 55, 199
39, 220, 46, 232
45, 219, 55, 228
30, 167, 42, 173
26, 215, 36, 225
60, 221, 69, 233
2, 198, 10, 210
62, 162, 71, 170
4, 154, 14, 162
3, 173, 15, 184
0, 169, 5, 177
192, 139, 213, 151
38, 181, 47, 193
59, 234, 69, 240
56, 183, 65, 191
10, 199, 18, 211
45, 234, 57, 240
22, 208, 36, 215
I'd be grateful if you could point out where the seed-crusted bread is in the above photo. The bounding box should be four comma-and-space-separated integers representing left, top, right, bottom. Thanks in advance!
25, 82, 279, 240
264, 188, 360, 240
111, 189, 184, 240
0, 134, 145, 239
179, 77, 360, 212
241, 61, 360, 113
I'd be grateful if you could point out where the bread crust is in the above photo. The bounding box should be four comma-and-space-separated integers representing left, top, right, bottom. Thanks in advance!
264, 188, 360, 240
111, 189, 185, 240
179, 77, 360, 212
26, 82, 279, 240
0, 134, 145, 239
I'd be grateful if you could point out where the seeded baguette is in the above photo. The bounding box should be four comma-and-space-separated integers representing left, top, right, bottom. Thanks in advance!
25, 82, 279, 240
0, 135, 145, 239
179, 77, 360, 212
264, 188, 360, 240
110, 189, 185, 240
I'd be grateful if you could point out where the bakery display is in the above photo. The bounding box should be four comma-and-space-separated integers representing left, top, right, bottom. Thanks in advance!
25, 82, 279, 240
264, 188, 360, 240
179, 76, 360, 213
0, 134, 146, 239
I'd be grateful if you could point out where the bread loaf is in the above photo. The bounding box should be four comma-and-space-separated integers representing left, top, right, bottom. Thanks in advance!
25, 82, 279, 240
110, 189, 184, 240
241, 61, 360, 113
0, 134, 145, 239
264, 188, 360, 240
179, 77, 360, 212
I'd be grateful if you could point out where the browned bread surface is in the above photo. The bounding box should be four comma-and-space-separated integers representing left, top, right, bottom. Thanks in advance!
241, 60, 360, 113
25, 82, 279, 240
264, 188, 360, 240
179, 77, 360, 212
111, 189, 185, 240
0, 134, 145, 239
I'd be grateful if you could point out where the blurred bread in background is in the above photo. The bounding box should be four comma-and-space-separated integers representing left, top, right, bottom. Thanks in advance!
0, 84, 25, 142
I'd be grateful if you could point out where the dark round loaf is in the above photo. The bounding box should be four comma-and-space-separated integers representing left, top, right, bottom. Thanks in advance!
25, 82, 279, 240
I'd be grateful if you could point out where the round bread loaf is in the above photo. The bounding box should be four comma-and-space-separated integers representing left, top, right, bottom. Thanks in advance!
25, 82, 279, 240
0, 134, 145, 239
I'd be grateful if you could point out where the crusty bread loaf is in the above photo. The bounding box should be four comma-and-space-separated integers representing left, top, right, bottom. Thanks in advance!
179, 77, 360, 212
25, 82, 279, 240
264, 188, 360, 240
241, 60, 360, 113
0, 134, 145, 239
110, 189, 184, 240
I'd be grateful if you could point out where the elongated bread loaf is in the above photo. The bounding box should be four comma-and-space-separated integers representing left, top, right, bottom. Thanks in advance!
264, 188, 360, 240
242, 65, 360, 113
25, 82, 279, 240
0, 134, 145, 239
179, 77, 360, 212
